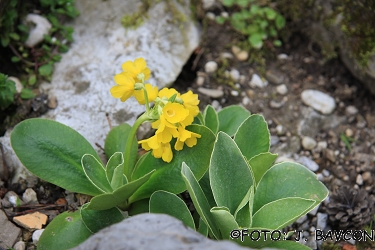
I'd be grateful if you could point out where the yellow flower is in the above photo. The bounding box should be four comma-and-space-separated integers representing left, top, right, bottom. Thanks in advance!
139, 135, 173, 163
158, 88, 179, 99
175, 126, 201, 151
162, 102, 189, 124
153, 116, 179, 143
122, 57, 151, 82
133, 83, 159, 104
110, 73, 135, 102
181, 90, 200, 117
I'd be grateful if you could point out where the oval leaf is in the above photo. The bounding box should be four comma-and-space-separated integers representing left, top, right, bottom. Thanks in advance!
248, 152, 277, 186
86, 170, 155, 210
234, 114, 270, 160
252, 197, 315, 229
11, 119, 102, 196
253, 162, 329, 213
37, 211, 92, 250
149, 190, 195, 230
203, 105, 219, 134
217, 106, 250, 136
80, 204, 124, 233
130, 125, 215, 202
81, 154, 112, 193
181, 163, 220, 239
106, 152, 125, 190
210, 132, 253, 215
210, 207, 239, 240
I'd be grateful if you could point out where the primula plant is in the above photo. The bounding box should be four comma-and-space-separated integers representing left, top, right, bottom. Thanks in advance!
11, 57, 328, 250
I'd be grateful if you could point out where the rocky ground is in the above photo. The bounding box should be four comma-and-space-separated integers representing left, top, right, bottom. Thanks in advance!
1, 2, 375, 250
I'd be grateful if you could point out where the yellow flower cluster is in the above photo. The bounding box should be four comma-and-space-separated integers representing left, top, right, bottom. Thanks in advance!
110, 58, 201, 163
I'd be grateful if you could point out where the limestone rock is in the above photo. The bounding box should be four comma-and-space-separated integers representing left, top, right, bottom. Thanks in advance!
24, 14, 52, 47
13, 212, 48, 230
72, 213, 254, 250
197, 87, 224, 98
301, 89, 336, 115
0, 210, 22, 249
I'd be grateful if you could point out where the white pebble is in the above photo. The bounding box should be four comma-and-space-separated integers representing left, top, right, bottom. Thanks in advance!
276, 84, 288, 95
277, 53, 289, 60
196, 76, 205, 86
8, 76, 23, 94
276, 125, 285, 135
25, 14, 52, 47
249, 74, 268, 88
205, 12, 216, 20
202, 0, 215, 10
211, 100, 221, 111
316, 212, 328, 230
345, 128, 354, 137
13, 241, 25, 250
317, 173, 324, 181
302, 136, 317, 150
221, 11, 229, 18
356, 174, 363, 185
231, 90, 239, 96
242, 96, 250, 106
197, 87, 223, 98
297, 156, 319, 172
301, 89, 336, 115
345, 105, 358, 116
204, 61, 218, 73
230, 69, 240, 81
22, 188, 38, 204
322, 169, 330, 177
220, 52, 234, 60
32, 229, 44, 244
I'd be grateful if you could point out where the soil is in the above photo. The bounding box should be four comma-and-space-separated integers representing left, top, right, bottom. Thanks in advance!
1, 5, 375, 250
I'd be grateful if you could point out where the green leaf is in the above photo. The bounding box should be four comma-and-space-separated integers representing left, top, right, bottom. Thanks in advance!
216, 16, 226, 25
249, 33, 263, 49
253, 162, 329, 213
275, 15, 286, 29
203, 105, 219, 134
264, 7, 277, 20
198, 217, 208, 236
234, 185, 253, 228
248, 152, 277, 186
130, 125, 215, 202
9, 32, 20, 40
80, 204, 124, 233
28, 75, 36, 85
149, 190, 195, 230
11, 56, 21, 62
81, 154, 112, 193
222, 0, 234, 7
11, 119, 103, 196
86, 170, 155, 210
198, 170, 216, 208
104, 123, 138, 175
20, 88, 36, 99
217, 106, 250, 136
210, 207, 239, 239
273, 40, 282, 47
38, 64, 53, 76
181, 163, 220, 239
210, 132, 254, 214
237, 0, 250, 7
252, 197, 315, 229
37, 211, 92, 250
106, 152, 126, 190
234, 114, 270, 161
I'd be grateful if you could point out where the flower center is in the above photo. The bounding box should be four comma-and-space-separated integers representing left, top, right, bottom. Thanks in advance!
166, 109, 175, 117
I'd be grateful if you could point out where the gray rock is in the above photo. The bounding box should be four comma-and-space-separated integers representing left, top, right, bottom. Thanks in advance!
316, 213, 328, 231
13, 241, 26, 250
249, 74, 268, 88
205, 61, 218, 73
323, 148, 336, 163
272, 136, 301, 156
72, 213, 254, 250
22, 188, 38, 204
269, 100, 285, 109
198, 87, 224, 98
266, 70, 283, 85
0, 210, 22, 249
345, 105, 358, 116
297, 107, 344, 137
356, 174, 363, 185
230, 69, 240, 81
295, 156, 319, 172
301, 136, 317, 150
3, 191, 23, 207
296, 215, 308, 224
301, 89, 336, 115
202, 0, 216, 10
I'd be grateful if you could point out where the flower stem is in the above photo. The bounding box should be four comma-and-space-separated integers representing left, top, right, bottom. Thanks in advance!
123, 112, 149, 180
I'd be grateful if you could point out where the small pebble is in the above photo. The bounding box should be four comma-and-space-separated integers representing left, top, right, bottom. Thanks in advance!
22, 188, 38, 204
356, 174, 363, 185
230, 69, 240, 81
204, 61, 218, 73
323, 149, 336, 163
345, 105, 358, 116
220, 52, 234, 60
269, 100, 284, 109
316, 212, 328, 230
345, 128, 354, 137
276, 125, 285, 136
230, 90, 239, 96
249, 74, 268, 88
276, 84, 288, 95
196, 76, 205, 86
211, 100, 221, 111
317, 173, 324, 181
322, 169, 330, 177
362, 171, 371, 181
242, 96, 250, 106
197, 87, 224, 98
246, 89, 255, 99
13, 241, 25, 250
301, 89, 336, 115
266, 71, 283, 84
8, 76, 23, 94
316, 141, 327, 151
308, 205, 319, 216
202, 0, 215, 10
221, 11, 229, 18
239, 75, 246, 84
231, 45, 248, 61
277, 53, 289, 60
205, 12, 215, 20
302, 136, 317, 150
296, 156, 319, 172
296, 215, 307, 224
32, 229, 44, 244
270, 135, 280, 146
